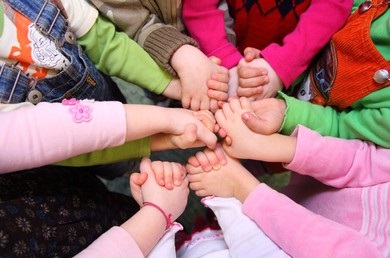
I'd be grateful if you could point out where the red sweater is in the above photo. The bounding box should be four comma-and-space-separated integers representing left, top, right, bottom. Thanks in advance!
226, 0, 311, 53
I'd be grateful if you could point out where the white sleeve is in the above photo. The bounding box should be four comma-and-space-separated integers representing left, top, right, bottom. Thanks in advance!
61, 0, 99, 37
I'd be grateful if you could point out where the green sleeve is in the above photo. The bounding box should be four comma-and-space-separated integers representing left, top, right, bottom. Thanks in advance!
55, 138, 151, 167
279, 87, 390, 148
78, 16, 173, 95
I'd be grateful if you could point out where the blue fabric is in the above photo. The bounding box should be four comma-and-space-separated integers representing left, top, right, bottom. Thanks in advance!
0, 0, 125, 104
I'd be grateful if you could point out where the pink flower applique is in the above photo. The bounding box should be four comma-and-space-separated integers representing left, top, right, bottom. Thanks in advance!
69, 103, 93, 123
62, 98, 79, 106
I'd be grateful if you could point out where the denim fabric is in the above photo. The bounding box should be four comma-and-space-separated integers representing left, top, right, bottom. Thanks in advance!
0, 0, 125, 104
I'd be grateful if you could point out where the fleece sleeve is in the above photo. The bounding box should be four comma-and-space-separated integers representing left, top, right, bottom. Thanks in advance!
182, 0, 242, 68
261, 0, 353, 88
284, 125, 390, 188
74, 226, 144, 258
278, 87, 390, 148
242, 184, 383, 258
0, 101, 127, 174
78, 16, 172, 95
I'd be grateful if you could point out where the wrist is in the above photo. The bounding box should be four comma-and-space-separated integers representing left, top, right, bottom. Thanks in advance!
162, 78, 182, 100
233, 170, 260, 203
170, 44, 198, 73
150, 134, 176, 151
142, 202, 174, 230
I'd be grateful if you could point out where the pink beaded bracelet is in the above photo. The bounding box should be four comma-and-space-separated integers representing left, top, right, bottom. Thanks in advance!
143, 202, 174, 230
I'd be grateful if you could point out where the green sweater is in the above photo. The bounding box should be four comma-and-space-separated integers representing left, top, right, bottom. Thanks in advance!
60, 16, 175, 166
279, 1, 390, 148
79, 16, 173, 95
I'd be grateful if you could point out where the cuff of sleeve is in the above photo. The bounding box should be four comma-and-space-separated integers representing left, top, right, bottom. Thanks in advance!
143, 26, 199, 76
242, 183, 271, 216
276, 91, 298, 135
208, 44, 242, 69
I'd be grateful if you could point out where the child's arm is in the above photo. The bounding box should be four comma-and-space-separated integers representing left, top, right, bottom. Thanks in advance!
182, 0, 242, 69
78, 16, 174, 97
260, 0, 354, 88
186, 147, 382, 258
75, 157, 189, 257
61, 0, 174, 97
0, 101, 217, 173
215, 97, 295, 162
286, 125, 390, 188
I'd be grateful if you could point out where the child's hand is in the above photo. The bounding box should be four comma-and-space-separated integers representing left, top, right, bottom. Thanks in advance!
171, 45, 229, 112
151, 160, 186, 190
187, 143, 227, 172
186, 146, 260, 201
241, 97, 286, 135
207, 58, 229, 113
166, 109, 218, 150
130, 157, 189, 221
237, 57, 280, 100
215, 97, 261, 159
167, 108, 218, 149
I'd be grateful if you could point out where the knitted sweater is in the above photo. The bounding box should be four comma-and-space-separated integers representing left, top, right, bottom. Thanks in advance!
89, 0, 199, 75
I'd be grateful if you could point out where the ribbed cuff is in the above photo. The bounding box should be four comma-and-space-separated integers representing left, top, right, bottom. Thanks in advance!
143, 26, 199, 76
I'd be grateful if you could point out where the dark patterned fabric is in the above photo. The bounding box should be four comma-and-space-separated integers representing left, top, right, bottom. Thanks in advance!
0, 166, 138, 258
226, 0, 311, 52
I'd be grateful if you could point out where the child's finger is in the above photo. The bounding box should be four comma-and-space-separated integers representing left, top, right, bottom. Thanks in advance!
239, 97, 252, 111
151, 161, 168, 188
195, 151, 213, 172
209, 56, 222, 65
129, 172, 147, 206
210, 72, 229, 85
207, 89, 228, 102
243, 47, 261, 61
202, 148, 222, 171
187, 155, 201, 167
185, 162, 206, 175
237, 85, 263, 98
213, 144, 227, 165
172, 163, 186, 186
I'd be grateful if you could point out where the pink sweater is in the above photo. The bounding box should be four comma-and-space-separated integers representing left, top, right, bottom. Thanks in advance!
77, 125, 389, 257
243, 125, 389, 257
182, 0, 353, 87
0, 101, 126, 173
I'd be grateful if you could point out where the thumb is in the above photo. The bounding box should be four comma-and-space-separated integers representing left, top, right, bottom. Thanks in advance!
130, 172, 148, 206
209, 56, 222, 65
243, 47, 260, 61
241, 111, 265, 134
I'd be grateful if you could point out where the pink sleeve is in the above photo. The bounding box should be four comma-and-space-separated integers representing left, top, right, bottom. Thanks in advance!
0, 101, 126, 173
74, 226, 144, 258
261, 0, 353, 87
242, 184, 383, 258
182, 0, 243, 69
285, 125, 390, 188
